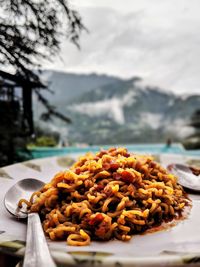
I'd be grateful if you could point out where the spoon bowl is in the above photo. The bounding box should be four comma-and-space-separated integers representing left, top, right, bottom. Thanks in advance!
4, 178, 56, 267
168, 163, 200, 192
4, 178, 44, 218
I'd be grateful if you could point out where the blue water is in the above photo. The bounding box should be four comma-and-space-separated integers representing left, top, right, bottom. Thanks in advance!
27, 143, 194, 159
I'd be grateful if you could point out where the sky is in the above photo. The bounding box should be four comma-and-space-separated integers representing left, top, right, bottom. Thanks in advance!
43, 0, 200, 95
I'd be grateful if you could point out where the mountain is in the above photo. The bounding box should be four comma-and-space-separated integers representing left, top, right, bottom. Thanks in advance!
34, 70, 200, 145
39, 70, 121, 104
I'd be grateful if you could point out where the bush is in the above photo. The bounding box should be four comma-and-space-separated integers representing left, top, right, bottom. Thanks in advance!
28, 136, 57, 147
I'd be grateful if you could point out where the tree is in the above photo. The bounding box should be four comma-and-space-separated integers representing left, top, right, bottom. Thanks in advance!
183, 109, 200, 150
0, 0, 86, 121
190, 110, 200, 129
0, 0, 86, 166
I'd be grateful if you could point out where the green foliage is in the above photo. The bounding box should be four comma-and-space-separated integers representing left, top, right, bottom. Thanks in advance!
28, 136, 57, 147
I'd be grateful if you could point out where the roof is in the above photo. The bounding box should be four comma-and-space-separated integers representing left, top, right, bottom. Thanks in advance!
0, 70, 46, 89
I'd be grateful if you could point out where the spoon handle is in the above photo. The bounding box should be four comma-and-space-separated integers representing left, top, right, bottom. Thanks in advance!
23, 213, 56, 267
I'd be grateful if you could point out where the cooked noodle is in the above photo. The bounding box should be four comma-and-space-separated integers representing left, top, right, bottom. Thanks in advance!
18, 147, 189, 246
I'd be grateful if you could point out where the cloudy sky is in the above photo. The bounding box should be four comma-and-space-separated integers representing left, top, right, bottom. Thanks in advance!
44, 0, 200, 95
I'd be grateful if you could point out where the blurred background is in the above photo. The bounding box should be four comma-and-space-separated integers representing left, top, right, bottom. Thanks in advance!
0, 0, 200, 167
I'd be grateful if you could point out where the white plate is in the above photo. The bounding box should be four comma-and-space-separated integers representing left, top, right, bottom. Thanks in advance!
0, 153, 200, 267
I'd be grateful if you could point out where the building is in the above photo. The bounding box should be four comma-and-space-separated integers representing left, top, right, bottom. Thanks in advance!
0, 70, 46, 166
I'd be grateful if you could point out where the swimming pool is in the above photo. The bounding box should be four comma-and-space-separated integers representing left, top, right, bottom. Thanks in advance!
27, 143, 190, 159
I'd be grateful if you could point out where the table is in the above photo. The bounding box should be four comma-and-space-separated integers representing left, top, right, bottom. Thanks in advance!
0, 152, 200, 267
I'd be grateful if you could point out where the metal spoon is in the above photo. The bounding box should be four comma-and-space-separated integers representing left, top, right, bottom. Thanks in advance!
4, 178, 57, 267
168, 163, 200, 192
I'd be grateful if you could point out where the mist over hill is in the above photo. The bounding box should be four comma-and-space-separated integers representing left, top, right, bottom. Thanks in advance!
40, 70, 121, 104
33, 70, 200, 145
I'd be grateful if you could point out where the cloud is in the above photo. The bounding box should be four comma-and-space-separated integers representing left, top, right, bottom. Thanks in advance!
43, 0, 200, 95
139, 112, 163, 130
69, 89, 137, 124
165, 118, 195, 138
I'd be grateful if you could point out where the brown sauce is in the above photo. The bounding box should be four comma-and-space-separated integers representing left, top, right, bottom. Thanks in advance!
141, 198, 192, 236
